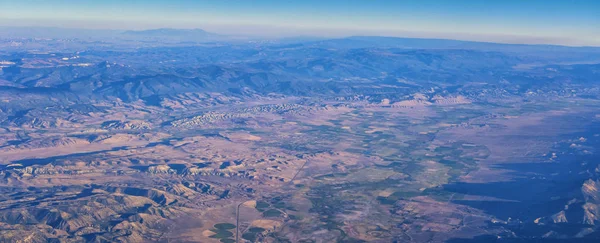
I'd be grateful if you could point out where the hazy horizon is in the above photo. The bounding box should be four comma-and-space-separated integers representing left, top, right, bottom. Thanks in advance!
1, 23, 599, 48
3, 2, 600, 242
1, 0, 599, 46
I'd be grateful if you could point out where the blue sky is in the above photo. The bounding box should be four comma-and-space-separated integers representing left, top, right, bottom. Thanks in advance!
0, 0, 598, 45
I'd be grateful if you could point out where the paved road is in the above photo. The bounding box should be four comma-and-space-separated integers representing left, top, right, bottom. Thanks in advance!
290, 160, 309, 184
236, 160, 309, 243
236, 202, 243, 243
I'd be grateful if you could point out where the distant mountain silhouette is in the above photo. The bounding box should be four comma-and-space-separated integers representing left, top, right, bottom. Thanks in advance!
308, 36, 600, 53
122, 28, 216, 38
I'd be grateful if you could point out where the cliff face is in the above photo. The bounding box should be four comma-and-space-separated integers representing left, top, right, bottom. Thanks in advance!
536, 179, 600, 228
582, 179, 600, 225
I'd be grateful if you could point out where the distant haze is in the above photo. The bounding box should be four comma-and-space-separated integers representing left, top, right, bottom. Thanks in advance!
1, 0, 599, 46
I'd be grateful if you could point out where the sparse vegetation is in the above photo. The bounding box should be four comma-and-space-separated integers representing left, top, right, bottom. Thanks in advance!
1, 27, 599, 243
